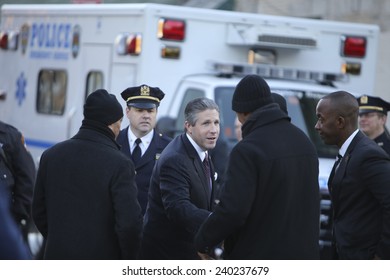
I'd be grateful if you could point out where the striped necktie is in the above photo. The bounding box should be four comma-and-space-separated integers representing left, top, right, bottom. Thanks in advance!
203, 154, 211, 190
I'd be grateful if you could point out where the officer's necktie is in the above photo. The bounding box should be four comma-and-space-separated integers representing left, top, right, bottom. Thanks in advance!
203, 153, 211, 190
132, 138, 142, 164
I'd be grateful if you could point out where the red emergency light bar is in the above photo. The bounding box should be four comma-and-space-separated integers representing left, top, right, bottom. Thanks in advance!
341, 36, 366, 58
0, 32, 8, 49
126, 34, 142, 55
115, 33, 142, 55
157, 18, 185, 41
0, 31, 19, 50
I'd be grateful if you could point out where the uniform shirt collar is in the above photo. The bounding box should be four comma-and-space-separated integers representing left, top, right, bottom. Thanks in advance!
128, 128, 154, 149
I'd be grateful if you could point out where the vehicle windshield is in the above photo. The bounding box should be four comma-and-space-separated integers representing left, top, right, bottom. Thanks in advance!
214, 87, 338, 159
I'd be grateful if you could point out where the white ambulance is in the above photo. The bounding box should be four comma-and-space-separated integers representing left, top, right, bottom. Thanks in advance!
0, 3, 379, 257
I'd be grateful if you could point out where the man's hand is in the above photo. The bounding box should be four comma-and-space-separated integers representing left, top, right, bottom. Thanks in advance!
197, 252, 214, 260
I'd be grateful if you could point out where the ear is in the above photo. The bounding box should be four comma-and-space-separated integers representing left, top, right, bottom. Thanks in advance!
336, 115, 346, 128
381, 115, 387, 125
242, 113, 251, 124
184, 121, 191, 133
239, 112, 251, 124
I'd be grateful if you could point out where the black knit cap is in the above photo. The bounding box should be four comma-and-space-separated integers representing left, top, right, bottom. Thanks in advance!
271, 92, 288, 115
232, 75, 273, 113
83, 89, 124, 125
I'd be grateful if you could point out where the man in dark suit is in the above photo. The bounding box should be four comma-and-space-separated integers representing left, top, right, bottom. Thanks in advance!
117, 85, 171, 215
140, 97, 220, 260
195, 75, 320, 260
357, 95, 390, 155
315, 90, 390, 259
32, 89, 143, 259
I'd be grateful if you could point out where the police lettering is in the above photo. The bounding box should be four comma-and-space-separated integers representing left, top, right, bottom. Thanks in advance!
30, 23, 71, 49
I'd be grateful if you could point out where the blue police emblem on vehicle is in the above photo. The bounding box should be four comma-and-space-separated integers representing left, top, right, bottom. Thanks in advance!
16, 72, 27, 106
20, 24, 29, 55
72, 25, 81, 58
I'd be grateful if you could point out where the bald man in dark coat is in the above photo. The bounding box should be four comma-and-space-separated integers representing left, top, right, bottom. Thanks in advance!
316, 91, 390, 259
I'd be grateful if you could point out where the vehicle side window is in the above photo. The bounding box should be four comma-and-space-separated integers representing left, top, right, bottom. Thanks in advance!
214, 87, 236, 140
85, 71, 104, 100
37, 70, 67, 115
174, 88, 205, 134
284, 94, 308, 134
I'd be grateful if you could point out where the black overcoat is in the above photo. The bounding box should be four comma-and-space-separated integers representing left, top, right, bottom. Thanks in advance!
0, 121, 35, 224
32, 125, 143, 259
195, 104, 320, 259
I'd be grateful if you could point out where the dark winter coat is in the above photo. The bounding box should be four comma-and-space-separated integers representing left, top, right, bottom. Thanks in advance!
0, 121, 35, 225
195, 103, 320, 259
32, 121, 143, 259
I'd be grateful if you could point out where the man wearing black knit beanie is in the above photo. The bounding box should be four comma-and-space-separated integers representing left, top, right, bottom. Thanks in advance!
195, 74, 320, 260
33, 89, 143, 260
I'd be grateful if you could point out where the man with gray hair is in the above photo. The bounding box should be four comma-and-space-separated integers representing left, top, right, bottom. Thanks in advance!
140, 97, 220, 259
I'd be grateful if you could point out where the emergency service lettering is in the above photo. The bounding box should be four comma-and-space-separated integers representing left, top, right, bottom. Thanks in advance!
28, 22, 72, 61
30, 23, 71, 49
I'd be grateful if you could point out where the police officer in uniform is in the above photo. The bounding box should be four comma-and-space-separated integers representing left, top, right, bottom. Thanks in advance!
357, 95, 390, 155
0, 121, 35, 244
117, 85, 171, 215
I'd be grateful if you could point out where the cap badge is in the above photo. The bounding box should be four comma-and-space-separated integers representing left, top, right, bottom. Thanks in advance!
140, 85, 150, 96
360, 96, 368, 104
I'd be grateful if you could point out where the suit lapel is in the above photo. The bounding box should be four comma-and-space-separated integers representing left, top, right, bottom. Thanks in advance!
209, 156, 216, 206
136, 132, 157, 168
330, 131, 364, 214
182, 134, 213, 208
330, 153, 348, 210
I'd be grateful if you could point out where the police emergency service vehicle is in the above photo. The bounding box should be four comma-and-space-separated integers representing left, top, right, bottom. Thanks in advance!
0, 3, 379, 258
